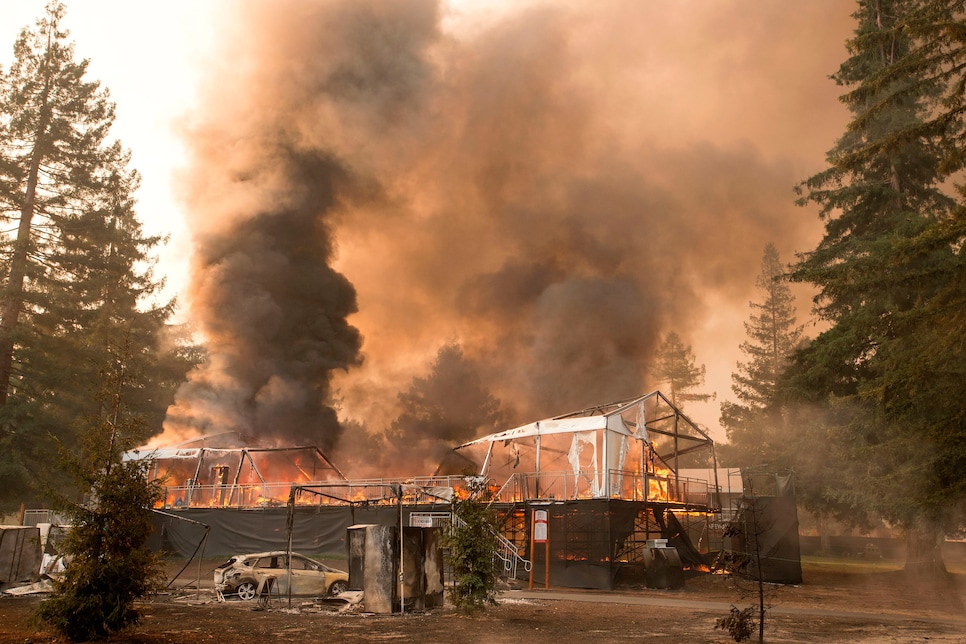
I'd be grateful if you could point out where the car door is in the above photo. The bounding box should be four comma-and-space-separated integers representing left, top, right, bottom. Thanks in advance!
254, 555, 288, 594
287, 554, 328, 596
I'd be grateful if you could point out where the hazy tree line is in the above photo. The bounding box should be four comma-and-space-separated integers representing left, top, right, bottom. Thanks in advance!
720, 0, 966, 576
0, 3, 201, 514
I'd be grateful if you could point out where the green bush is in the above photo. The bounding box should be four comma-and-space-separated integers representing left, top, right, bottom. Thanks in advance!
446, 477, 499, 614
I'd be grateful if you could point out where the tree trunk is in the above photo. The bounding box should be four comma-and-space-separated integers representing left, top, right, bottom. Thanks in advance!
817, 515, 831, 555
0, 70, 52, 406
0, 163, 42, 405
904, 522, 948, 579
0, 138, 46, 406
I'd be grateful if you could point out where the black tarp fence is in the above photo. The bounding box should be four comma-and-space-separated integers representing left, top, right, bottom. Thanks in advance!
521, 499, 707, 591
151, 505, 451, 558
152, 498, 714, 592
731, 495, 803, 584
725, 468, 803, 584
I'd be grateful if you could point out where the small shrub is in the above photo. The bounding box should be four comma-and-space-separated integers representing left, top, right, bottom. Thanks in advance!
715, 605, 756, 642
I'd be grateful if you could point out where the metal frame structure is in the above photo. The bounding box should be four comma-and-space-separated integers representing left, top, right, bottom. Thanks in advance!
132, 393, 727, 589
124, 443, 347, 509
453, 391, 719, 505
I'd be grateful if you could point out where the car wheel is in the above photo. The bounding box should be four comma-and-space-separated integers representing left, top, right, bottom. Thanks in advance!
236, 580, 257, 601
329, 580, 348, 596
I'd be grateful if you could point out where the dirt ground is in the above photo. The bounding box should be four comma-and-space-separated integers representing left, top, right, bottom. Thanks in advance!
2, 557, 966, 643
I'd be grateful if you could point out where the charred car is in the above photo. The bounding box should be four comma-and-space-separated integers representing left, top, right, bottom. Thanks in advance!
214, 551, 349, 600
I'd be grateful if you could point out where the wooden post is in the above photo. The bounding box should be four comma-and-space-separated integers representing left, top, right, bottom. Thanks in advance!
528, 516, 535, 590
545, 538, 550, 589
535, 433, 542, 498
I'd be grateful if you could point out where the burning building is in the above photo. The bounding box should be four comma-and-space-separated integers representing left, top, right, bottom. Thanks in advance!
447, 391, 720, 589
135, 392, 725, 590
134, 2, 832, 584
125, 433, 348, 509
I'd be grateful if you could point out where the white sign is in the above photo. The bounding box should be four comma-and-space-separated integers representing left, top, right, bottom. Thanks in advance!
411, 515, 434, 528
533, 509, 548, 543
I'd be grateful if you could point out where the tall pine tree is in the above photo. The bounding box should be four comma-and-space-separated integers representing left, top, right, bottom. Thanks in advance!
719, 243, 803, 468
0, 3, 199, 510
653, 331, 712, 408
787, 0, 964, 575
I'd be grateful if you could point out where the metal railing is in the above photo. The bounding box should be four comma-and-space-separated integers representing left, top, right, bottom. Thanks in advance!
21, 509, 66, 526
491, 469, 716, 506
159, 476, 465, 509
409, 511, 531, 580
157, 469, 719, 510
452, 513, 531, 579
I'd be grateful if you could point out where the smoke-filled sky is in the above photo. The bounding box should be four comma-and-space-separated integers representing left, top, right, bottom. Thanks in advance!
0, 0, 856, 461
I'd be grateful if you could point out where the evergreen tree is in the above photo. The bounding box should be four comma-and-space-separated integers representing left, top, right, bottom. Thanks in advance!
653, 331, 713, 408
36, 339, 165, 642
446, 476, 500, 614
719, 244, 803, 467
0, 3, 200, 510
384, 343, 503, 474
787, 0, 965, 575
0, 1, 109, 403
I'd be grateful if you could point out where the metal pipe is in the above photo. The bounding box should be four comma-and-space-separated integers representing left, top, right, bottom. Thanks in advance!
397, 485, 404, 615
535, 426, 541, 499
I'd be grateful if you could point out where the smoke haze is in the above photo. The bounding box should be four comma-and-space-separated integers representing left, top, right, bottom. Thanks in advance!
163, 0, 854, 469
